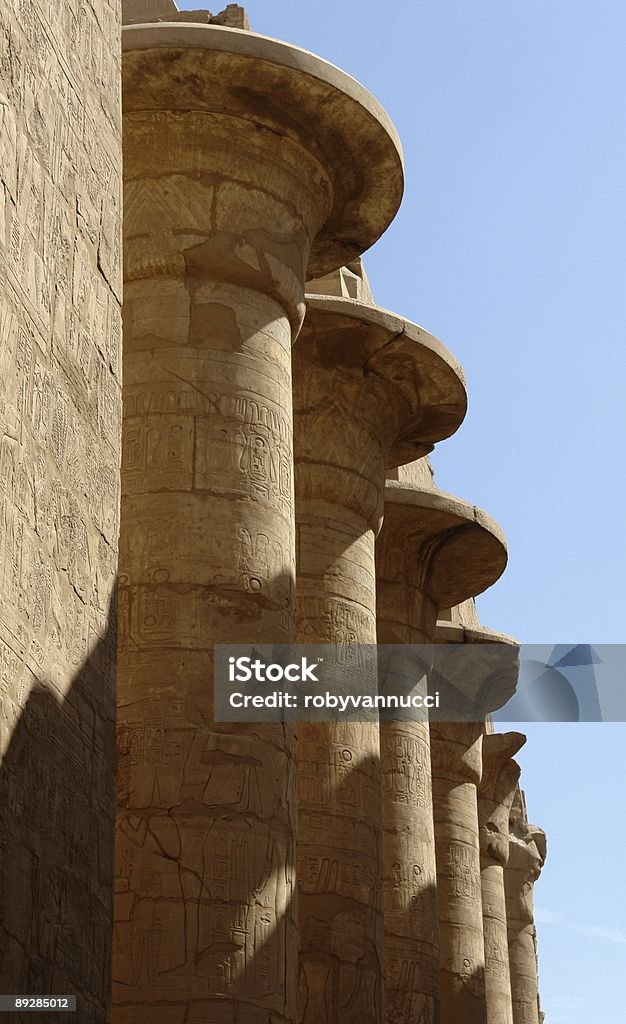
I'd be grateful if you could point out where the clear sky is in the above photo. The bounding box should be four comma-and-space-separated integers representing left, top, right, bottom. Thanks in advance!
179, 2, 626, 1019
511, 723, 626, 1024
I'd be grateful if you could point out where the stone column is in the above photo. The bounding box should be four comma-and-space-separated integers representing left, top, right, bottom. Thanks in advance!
430, 720, 487, 1024
376, 483, 508, 1023
478, 733, 525, 1024
294, 299, 466, 1024
115, 23, 403, 1024
505, 791, 546, 1024
430, 625, 520, 1024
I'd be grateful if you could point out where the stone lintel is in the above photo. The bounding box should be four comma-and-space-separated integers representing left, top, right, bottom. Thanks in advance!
306, 260, 375, 304
387, 454, 436, 489
123, 0, 179, 24
436, 621, 518, 646
123, 3, 251, 29
122, 24, 404, 276
211, 6, 251, 30
438, 597, 482, 629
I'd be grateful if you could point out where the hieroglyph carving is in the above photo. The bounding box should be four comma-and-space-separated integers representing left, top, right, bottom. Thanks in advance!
0, 2, 122, 1020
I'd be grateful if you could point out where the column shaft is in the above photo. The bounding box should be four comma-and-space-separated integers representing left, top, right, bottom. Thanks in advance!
508, 926, 540, 1024
293, 297, 466, 1024
505, 794, 546, 1024
430, 723, 487, 1024
376, 447, 511, 1024
478, 734, 524, 1024
296, 503, 384, 1024
380, 719, 439, 1023
482, 862, 512, 1024
377, 549, 440, 1023
115, 81, 331, 1024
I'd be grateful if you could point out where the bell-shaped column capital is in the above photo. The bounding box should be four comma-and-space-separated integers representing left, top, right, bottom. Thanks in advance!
378, 483, 507, 609
122, 21, 404, 283
294, 298, 467, 529
506, 788, 547, 926
479, 732, 525, 867
434, 612, 521, 715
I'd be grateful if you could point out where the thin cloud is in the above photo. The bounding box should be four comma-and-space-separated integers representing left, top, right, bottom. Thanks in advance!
541, 995, 585, 1021
535, 907, 564, 924
534, 909, 626, 945
569, 924, 626, 945
543, 996, 584, 1009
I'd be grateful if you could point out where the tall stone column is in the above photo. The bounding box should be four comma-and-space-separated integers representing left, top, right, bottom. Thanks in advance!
431, 717, 492, 1024
294, 300, 467, 1024
478, 733, 525, 1024
115, 22, 403, 1024
505, 791, 546, 1024
376, 483, 508, 1024
431, 623, 519, 1024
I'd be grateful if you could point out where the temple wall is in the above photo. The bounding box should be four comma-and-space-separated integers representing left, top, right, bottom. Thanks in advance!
0, 2, 122, 1019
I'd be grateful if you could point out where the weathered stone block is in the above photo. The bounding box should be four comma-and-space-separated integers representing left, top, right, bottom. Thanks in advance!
0, 0, 122, 1019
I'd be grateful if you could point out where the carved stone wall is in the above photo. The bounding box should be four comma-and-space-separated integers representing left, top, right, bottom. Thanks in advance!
0, 1, 122, 1021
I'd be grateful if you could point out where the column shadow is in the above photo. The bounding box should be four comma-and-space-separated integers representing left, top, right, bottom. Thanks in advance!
0, 598, 117, 1023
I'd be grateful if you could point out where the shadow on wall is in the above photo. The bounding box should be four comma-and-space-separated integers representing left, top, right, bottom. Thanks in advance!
297, 747, 383, 1024
112, 553, 478, 1024
298, 747, 444, 1024
0, 597, 117, 1024
113, 567, 298, 1024
113, 749, 387, 1024
0, 580, 488, 1023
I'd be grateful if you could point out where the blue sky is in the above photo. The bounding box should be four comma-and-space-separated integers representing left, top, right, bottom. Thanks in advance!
178, 2, 626, 1018
511, 724, 626, 1024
